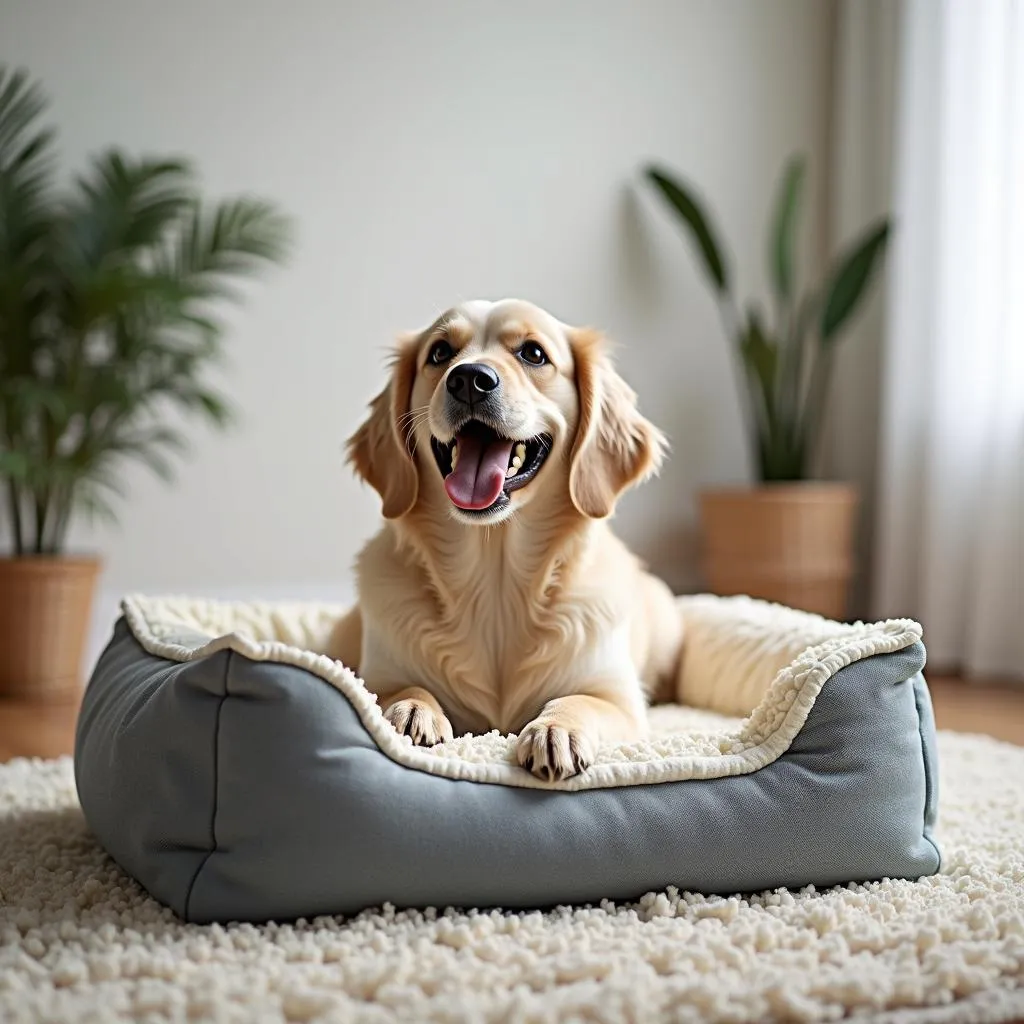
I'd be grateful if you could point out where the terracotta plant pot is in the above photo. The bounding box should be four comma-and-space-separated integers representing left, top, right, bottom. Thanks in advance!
699, 484, 858, 620
0, 556, 101, 701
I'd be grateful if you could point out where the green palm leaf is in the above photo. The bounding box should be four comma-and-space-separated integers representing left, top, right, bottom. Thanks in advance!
644, 165, 730, 292
0, 67, 291, 555
177, 196, 291, 278
0, 67, 56, 362
643, 150, 891, 482
65, 152, 194, 269
768, 155, 805, 304
820, 220, 891, 342
0, 68, 53, 172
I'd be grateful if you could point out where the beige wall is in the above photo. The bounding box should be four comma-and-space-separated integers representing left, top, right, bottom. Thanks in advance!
2, 0, 837, 665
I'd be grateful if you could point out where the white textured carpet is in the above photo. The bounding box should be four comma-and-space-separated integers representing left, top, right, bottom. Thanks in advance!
1, 733, 1023, 1024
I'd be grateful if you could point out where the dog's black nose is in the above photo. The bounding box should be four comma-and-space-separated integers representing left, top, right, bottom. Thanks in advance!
446, 362, 500, 405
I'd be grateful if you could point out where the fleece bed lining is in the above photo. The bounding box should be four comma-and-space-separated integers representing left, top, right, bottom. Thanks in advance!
120, 593, 923, 792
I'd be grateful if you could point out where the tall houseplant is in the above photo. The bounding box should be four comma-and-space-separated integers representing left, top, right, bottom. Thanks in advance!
0, 68, 289, 698
644, 156, 890, 617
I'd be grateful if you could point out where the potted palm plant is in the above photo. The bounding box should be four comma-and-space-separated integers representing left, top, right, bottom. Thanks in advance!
643, 156, 890, 619
0, 67, 289, 699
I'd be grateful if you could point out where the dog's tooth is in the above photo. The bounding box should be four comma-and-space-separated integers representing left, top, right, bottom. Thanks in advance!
505, 466, 517, 478
450, 444, 459, 469
515, 443, 527, 463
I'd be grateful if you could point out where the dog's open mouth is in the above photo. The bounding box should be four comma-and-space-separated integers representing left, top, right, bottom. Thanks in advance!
431, 421, 552, 514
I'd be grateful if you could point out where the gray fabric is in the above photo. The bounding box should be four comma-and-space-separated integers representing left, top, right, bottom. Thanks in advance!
75, 619, 941, 924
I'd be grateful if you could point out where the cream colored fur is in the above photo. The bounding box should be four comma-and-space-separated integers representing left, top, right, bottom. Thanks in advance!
330, 299, 681, 780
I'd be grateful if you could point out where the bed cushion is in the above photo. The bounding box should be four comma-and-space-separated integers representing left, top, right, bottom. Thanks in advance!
74, 594, 940, 924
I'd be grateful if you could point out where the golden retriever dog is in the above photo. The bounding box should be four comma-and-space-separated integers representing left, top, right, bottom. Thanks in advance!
327, 299, 683, 781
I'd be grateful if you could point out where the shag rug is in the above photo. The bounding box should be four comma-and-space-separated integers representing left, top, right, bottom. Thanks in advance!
1, 733, 1023, 1024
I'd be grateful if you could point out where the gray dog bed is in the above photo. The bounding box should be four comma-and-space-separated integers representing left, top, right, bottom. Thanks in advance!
75, 594, 940, 924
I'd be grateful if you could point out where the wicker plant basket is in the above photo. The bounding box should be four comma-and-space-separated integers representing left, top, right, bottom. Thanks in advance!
0, 557, 100, 701
699, 484, 858, 620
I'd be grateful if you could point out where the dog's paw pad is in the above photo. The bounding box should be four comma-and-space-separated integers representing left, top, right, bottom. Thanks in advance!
516, 721, 595, 781
385, 700, 454, 747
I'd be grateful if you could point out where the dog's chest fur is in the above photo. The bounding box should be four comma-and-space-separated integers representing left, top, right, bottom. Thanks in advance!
358, 519, 618, 734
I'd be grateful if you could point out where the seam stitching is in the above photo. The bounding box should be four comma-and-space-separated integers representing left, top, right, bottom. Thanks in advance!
182, 649, 231, 920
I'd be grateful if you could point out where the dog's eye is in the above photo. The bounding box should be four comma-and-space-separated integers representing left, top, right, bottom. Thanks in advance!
428, 340, 454, 366
518, 341, 548, 366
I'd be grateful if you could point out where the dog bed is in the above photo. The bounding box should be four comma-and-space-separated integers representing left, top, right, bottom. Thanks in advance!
75, 594, 940, 924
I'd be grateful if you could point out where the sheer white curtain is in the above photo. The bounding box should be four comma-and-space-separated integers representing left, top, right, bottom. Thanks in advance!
874, 0, 1024, 680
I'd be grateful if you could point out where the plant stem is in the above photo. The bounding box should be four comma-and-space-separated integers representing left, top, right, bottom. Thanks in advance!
714, 296, 762, 479
1, 403, 26, 554
6, 479, 24, 556
799, 343, 835, 475
32, 486, 47, 554
50, 487, 73, 554
777, 293, 809, 460
39, 485, 56, 554
41, 480, 68, 554
774, 295, 792, 408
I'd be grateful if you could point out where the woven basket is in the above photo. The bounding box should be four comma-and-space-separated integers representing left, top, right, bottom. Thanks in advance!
0, 557, 100, 701
699, 484, 858, 620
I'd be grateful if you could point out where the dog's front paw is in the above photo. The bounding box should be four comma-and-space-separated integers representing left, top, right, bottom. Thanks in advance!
516, 720, 596, 781
385, 699, 454, 747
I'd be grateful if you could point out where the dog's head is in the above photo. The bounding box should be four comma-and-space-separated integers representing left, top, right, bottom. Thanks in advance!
348, 299, 666, 524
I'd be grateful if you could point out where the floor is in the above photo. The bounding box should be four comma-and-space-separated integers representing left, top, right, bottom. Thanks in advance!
0, 676, 1022, 762
926, 676, 1024, 746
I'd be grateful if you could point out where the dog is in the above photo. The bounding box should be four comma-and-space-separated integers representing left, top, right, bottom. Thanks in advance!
327, 299, 683, 781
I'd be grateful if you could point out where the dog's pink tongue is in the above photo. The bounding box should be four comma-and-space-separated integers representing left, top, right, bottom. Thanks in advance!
444, 430, 513, 510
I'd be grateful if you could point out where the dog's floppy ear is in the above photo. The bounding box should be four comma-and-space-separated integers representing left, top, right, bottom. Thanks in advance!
568, 328, 667, 519
347, 336, 419, 519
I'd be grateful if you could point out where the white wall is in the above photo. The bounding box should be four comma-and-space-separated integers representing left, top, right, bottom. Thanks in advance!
3, 0, 836, 669
824, 0, 899, 617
